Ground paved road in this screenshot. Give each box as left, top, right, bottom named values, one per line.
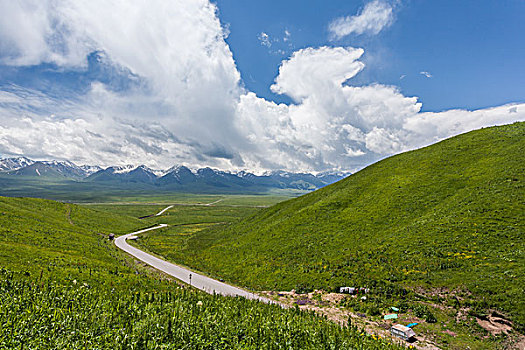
left=204, top=199, right=223, bottom=206
left=155, top=205, right=174, bottom=216
left=114, top=225, right=275, bottom=304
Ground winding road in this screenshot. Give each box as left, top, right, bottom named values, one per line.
left=114, top=224, right=274, bottom=303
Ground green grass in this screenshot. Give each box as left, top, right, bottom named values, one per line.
left=0, top=196, right=144, bottom=283
left=85, top=204, right=170, bottom=218
left=0, top=196, right=401, bottom=349
left=74, top=193, right=297, bottom=205
left=87, top=203, right=261, bottom=225
left=143, top=205, right=260, bottom=225
left=0, top=269, right=404, bottom=350
left=0, top=175, right=306, bottom=204
left=0, top=177, right=154, bottom=202
left=134, top=123, right=524, bottom=348
left=122, top=203, right=265, bottom=281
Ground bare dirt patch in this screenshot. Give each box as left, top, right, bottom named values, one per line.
left=260, top=290, right=440, bottom=349
left=443, top=329, right=457, bottom=337
left=513, top=335, right=525, bottom=350
left=412, top=286, right=472, bottom=303
left=476, top=313, right=513, bottom=336
left=65, top=204, right=74, bottom=225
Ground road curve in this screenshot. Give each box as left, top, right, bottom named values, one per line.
left=114, top=225, right=275, bottom=304
left=155, top=205, right=174, bottom=216
left=204, top=199, right=223, bottom=206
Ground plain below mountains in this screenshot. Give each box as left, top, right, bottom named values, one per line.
left=0, top=157, right=349, bottom=193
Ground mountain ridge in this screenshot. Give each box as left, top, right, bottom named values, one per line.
left=0, top=157, right=350, bottom=191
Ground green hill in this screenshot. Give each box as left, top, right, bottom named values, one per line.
left=0, top=197, right=399, bottom=349
left=151, top=123, right=524, bottom=331
left=0, top=196, right=146, bottom=286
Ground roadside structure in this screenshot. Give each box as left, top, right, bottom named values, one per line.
left=390, top=324, right=416, bottom=341
left=339, top=287, right=369, bottom=294
left=384, top=314, right=398, bottom=320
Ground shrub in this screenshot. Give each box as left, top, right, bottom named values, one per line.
left=413, top=304, right=437, bottom=323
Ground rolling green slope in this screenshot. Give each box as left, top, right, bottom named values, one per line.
left=0, top=197, right=399, bottom=349
left=0, top=196, right=146, bottom=286
left=162, top=123, right=524, bottom=329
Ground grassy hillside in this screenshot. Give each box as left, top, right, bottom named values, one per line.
left=0, top=196, right=145, bottom=285
left=142, top=123, right=524, bottom=333
left=0, top=197, right=399, bottom=349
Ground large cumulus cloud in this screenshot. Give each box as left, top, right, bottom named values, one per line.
left=237, top=46, right=524, bottom=172
left=0, top=0, right=523, bottom=173
left=0, top=0, right=244, bottom=166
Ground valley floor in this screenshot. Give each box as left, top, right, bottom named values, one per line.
left=0, top=195, right=400, bottom=349
left=103, top=200, right=524, bottom=350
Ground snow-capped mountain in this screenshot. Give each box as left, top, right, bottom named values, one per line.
left=158, top=165, right=197, bottom=185
left=0, top=157, right=35, bottom=172
left=86, top=165, right=158, bottom=184
left=80, top=165, right=103, bottom=176
left=111, top=165, right=137, bottom=174
left=40, top=160, right=87, bottom=179
left=0, top=157, right=350, bottom=191
left=316, top=170, right=351, bottom=185
left=1, top=157, right=103, bottom=179
left=235, top=170, right=254, bottom=178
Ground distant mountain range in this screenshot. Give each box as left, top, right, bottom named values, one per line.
left=0, top=157, right=349, bottom=191
left=0, top=157, right=102, bottom=180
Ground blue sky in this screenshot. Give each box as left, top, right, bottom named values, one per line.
left=0, top=0, right=523, bottom=172
left=217, top=0, right=525, bottom=112
left=3, top=1, right=524, bottom=112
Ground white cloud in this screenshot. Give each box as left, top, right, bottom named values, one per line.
left=344, top=146, right=366, bottom=157
left=271, top=47, right=365, bottom=102
left=420, top=71, right=433, bottom=78
left=0, top=1, right=523, bottom=174
left=284, top=29, right=291, bottom=42
left=329, top=0, right=394, bottom=40
left=0, top=0, right=247, bottom=169
left=258, top=32, right=271, bottom=47
left=258, top=31, right=292, bottom=55
left=0, top=86, right=194, bottom=168
left=235, top=47, right=524, bottom=172
left=364, top=127, right=404, bottom=154
left=404, top=105, right=525, bottom=146
left=234, top=47, right=419, bottom=171
left=0, top=1, right=88, bottom=66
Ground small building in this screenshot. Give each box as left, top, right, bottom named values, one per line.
left=339, top=287, right=356, bottom=294
left=384, top=313, right=398, bottom=320
left=339, top=287, right=369, bottom=294
left=390, top=324, right=416, bottom=341
left=108, top=233, right=115, bottom=240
